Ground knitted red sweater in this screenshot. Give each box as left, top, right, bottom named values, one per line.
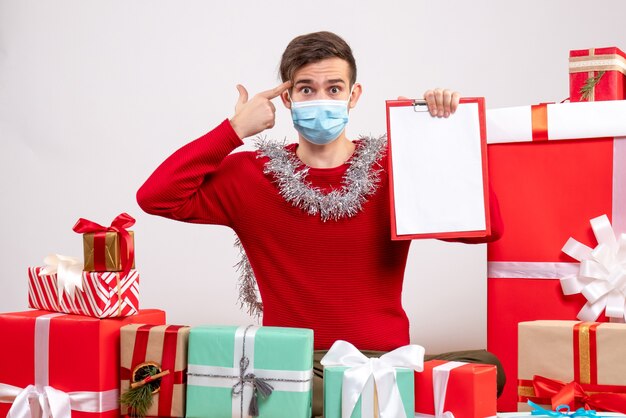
left=137, top=119, right=502, bottom=350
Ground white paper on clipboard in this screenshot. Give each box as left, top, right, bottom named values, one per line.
left=387, top=100, right=488, bottom=238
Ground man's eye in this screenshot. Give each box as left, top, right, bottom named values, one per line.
left=302, top=87, right=312, bottom=94
left=330, top=87, right=340, bottom=94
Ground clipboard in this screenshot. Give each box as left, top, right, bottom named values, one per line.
left=386, top=97, right=491, bottom=240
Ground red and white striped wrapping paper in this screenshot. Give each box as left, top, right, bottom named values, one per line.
left=28, top=266, right=139, bottom=318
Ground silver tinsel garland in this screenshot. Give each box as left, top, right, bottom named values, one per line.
left=234, top=236, right=263, bottom=319
left=257, top=134, right=387, bottom=221
left=236, top=134, right=388, bottom=317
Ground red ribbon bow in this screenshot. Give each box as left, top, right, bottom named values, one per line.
left=533, top=375, right=626, bottom=413
left=72, top=213, right=135, bottom=281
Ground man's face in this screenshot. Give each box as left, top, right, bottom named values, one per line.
left=281, top=57, right=361, bottom=109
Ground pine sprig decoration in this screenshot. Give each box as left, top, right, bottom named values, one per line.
left=579, top=71, right=605, bottom=101
left=120, top=383, right=154, bottom=418
left=120, top=364, right=161, bottom=418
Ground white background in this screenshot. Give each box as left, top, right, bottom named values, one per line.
left=1, top=0, right=625, bottom=353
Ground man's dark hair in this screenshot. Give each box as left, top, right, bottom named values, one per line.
left=279, top=31, right=357, bottom=86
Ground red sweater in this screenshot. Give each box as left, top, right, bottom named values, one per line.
left=137, top=119, right=502, bottom=350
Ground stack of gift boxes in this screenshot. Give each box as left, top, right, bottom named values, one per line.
left=1, top=46, right=625, bottom=418
left=0, top=212, right=498, bottom=418
left=0, top=213, right=168, bottom=418
left=487, top=46, right=626, bottom=415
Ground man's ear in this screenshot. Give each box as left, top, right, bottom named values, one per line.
left=280, top=90, right=291, bottom=109
left=348, top=83, right=363, bottom=110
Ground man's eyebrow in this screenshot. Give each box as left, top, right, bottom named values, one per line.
left=293, top=78, right=347, bottom=86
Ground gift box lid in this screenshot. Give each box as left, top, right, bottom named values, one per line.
left=486, top=100, right=626, bottom=144
left=569, top=46, right=626, bottom=77
left=188, top=325, right=313, bottom=370
left=0, top=309, right=166, bottom=392
left=570, top=46, right=626, bottom=60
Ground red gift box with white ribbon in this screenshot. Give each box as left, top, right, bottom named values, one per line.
left=414, top=360, right=497, bottom=418
left=0, top=309, right=166, bottom=418
left=569, top=47, right=626, bottom=102
left=485, top=100, right=626, bottom=411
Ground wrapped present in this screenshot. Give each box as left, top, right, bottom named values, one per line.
left=0, top=309, right=166, bottom=418
left=414, top=360, right=497, bottom=418
left=498, top=404, right=626, bottom=417
left=321, top=340, right=423, bottom=418
left=73, top=213, right=136, bottom=273
left=569, top=47, right=626, bottom=102
left=517, top=321, right=626, bottom=413
left=120, top=324, right=190, bottom=417
left=186, top=325, right=313, bottom=418
left=28, top=261, right=139, bottom=318
left=485, top=100, right=626, bottom=411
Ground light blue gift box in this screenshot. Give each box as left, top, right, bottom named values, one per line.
left=323, top=366, right=414, bottom=418
left=186, top=325, right=313, bottom=418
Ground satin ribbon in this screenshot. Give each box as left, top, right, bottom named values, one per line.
left=187, top=325, right=312, bottom=418
left=320, top=340, right=425, bottom=418
left=528, top=400, right=600, bottom=417
left=531, top=104, right=549, bottom=141
left=0, top=313, right=119, bottom=418
left=38, top=254, right=84, bottom=300
left=72, top=213, right=135, bottom=280
left=561, top=214, right=626, bottom=322
left=414, top=361, right=467, bottom=418
left=487, top=262, right=579, bottom=279
left=532, top=375, right=626, bottom=413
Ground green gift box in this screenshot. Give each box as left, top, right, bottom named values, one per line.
left=186, top=325, right=313, bottom=418
left=324, top=367, right=414, bottom=418
left=321, top=340, right=423, bottom=418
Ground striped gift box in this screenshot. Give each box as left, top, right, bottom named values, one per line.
left=28, top=266, right=139, bottom=318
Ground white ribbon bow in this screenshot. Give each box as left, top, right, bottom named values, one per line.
left=320, top=340, right=425, bottom=418
left=39, top=254, right=84, bottom=300
left=3, top=384, right=71, bottom=418
left=0, top=383, right=119, bottom=418
left=561, top=214, right=626, bottom=322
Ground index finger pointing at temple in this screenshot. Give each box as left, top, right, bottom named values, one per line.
left=258, top=80, right=292, bottom=99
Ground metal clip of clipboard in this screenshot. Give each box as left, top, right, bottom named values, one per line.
left=412, top=99, right=429, bottom=112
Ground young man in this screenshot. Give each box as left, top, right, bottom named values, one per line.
left=138, top=31, right=504, bottom=416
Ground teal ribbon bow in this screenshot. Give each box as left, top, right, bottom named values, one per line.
left=529, top=400, right=599, bottom=417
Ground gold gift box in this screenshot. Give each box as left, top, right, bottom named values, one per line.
left=82, top=230, right=135, bottom=272
left=120, top=324, right=190, bottom=417
left=517, top=320, right=626, bottom=411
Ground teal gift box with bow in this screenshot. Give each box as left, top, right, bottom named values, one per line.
left=322, top=340, right=424, bottom=418
left=186, top=325, right=313, bottom=418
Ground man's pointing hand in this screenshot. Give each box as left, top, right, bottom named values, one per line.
left=230, top=81, right=292, bottom=139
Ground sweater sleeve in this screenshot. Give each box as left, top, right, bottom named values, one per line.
left=136, top=119, right=244, bottom=226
